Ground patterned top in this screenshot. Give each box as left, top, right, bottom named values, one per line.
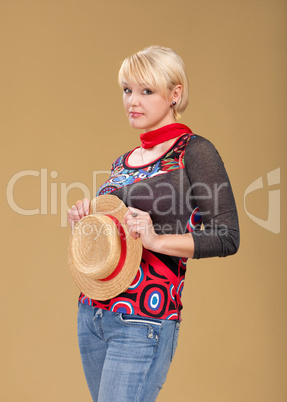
left=79, top=132, right=240, bottom=320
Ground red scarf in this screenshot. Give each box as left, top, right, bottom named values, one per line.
left=140, top=123, right=192, bottom=149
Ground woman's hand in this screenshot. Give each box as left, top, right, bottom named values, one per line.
left=124, top=206, right=195, bottom=258
left=67, top=198, right=90, bottom=230
left=124, top=207, right=159, bottom=251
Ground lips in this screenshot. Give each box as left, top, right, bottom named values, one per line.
left=129, top=111, right=143, bottom=117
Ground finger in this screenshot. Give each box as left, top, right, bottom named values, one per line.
left=129, top=222, right=144, bottom=235
left=68, top=217, right=74, bottom=230
left=128, top=207, right=143, bottom=217
left=125, top=208, right=138, bottom=225
left=132, top=233, right=141, bottom=240
left=129, top=230, right=140, bottom=240
left=76, top=200, right=85, bottom=219
left=124, top=210, right=130, bottom=224
left=67, top=208, right=76, bottom=230
left=125, top=218, right=139, bottom=236
left=82, top=198, right=90, bottom=216
left=68, top=205, right=80, bottom=221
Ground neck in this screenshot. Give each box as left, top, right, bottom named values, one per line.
left=143, top=117, right=177, bottom=133
left=140, top=123, right=192, bottom=149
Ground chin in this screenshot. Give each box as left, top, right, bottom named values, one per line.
left=129, top=120, right=147, bottom=130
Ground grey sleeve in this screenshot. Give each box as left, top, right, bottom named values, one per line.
left=184, top=136, right=240, bottom=259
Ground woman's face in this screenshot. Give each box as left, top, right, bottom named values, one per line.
left=122, top=81, right=176, bottom=132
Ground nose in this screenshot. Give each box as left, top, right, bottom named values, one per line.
left=129, top=92, right=140, bottom=107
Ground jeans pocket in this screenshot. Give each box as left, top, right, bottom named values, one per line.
left=120, top=314, right=162, bottom=326
left=117, top=313, right=162, bottom=341
left=171, top=321, right=180, bottom=361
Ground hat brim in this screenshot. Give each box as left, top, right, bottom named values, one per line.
left=68, top=194, right=143, bottom=301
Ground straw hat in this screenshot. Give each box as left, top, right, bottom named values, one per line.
left=68, top=194, right=142, bottom=300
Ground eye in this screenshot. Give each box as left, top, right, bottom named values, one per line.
left=142, top=88, right=153, bottom=95
left=123, top=87, right=132, bottom=94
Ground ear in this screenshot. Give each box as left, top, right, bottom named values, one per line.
left=171, top=84, right=183, bottom=103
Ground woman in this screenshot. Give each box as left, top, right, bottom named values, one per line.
left=68, top=46, right=240, bottom=401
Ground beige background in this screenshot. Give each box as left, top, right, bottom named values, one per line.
left=1, top=1, right=286, bottom=401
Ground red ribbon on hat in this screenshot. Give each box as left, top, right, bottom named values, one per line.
left=99, top=215, right=127, bottom=282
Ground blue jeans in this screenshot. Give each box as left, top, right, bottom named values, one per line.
left=77, top=303, right=181, bottom=402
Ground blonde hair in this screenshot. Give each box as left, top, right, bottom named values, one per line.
left=118, top=46, right=189, bottom=120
